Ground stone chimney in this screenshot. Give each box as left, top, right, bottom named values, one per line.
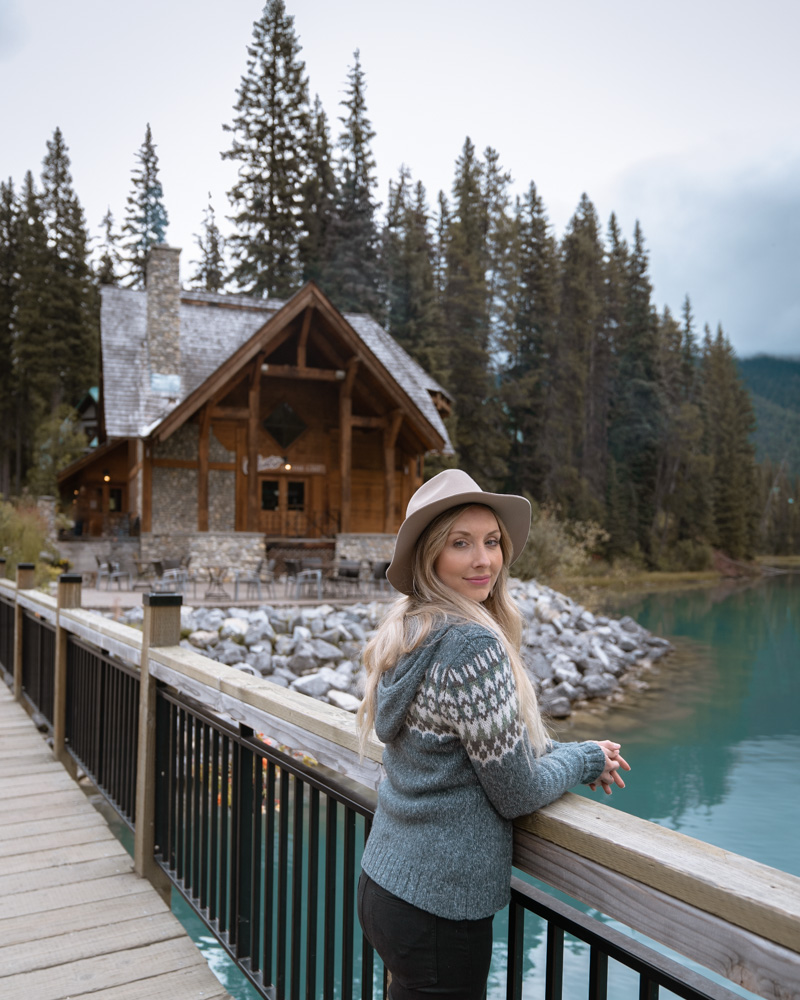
left=146, top=245, right=182, bottom=394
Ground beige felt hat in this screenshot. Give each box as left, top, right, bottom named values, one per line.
left=386, top=469, right=531, bottom=595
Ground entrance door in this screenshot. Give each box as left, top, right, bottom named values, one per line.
left=259, top=477, right=309, bottom=536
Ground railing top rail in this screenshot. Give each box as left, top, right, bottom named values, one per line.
left=60, top=608, right=143, bottom=667
left=517, top=795, right=800, bottom=955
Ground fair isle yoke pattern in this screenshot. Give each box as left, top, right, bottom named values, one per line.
left=406, top=634, right=523, bottom=765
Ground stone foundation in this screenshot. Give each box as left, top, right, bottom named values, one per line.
left=335, top=533, right=395, bottom=563
left=140, top=531, right=264, bottom=572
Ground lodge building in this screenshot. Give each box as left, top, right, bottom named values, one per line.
left=57, top=245, right=453, bottom=571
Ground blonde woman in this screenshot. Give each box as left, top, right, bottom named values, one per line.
left=357, top=470, right=629, bottom=999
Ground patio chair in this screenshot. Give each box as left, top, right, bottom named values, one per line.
left=370, top=559, right=391, bottom=594
left=131, top=557, right=154, bottom=591
left=107, top=560, right=132, bottom=590
left=152, top=560, right=185, bottom=593
left=234, top=558, right=268, bottom=601
left=94, top=556, right=110, bottom=589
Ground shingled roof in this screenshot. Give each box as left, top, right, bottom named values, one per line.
left=100, top=285, right=453, bottom=453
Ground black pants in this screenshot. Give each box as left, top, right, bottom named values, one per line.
left=357, top=872, right=494, bottom=1000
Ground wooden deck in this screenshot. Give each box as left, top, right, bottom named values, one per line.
left=0, top=684, right=232, bottom=1000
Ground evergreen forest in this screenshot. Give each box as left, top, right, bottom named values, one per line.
left=1, top=0, right=797, bottom=564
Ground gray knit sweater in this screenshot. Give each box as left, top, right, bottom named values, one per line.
left=360, top=621, right=606, bottom=920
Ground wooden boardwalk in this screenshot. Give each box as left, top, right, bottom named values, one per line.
left=0, top=684, right=232, bottom=1000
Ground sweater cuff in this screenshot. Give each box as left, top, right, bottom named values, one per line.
left=579, top=741, right=607, bottom=784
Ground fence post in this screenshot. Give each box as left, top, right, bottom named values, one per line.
left=134, top=593, right=182, bottom=891
left=53, top=573, right=82, bottom=766
left=13, top=563, right=36, bottom=701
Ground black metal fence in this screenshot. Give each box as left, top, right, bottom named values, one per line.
left=20, top=610, right=55, bottom=725
left=0, top=586, right=758, bottom=1000
left=154, top=690, right=387, bottom=1000
left=506, top=878, right=742, bottom=1000
left=65, top=636, right=139, bottom=826
left=0, top=594, right=14, bottom=683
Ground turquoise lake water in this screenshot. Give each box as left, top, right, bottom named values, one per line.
left=178, top=573, right=799, bottom=998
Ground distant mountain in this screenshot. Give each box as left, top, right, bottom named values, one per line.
left=738, top=355, right=800, bottom=478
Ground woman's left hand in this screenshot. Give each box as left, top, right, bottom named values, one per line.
left=589, top=740, right=631, bottom=795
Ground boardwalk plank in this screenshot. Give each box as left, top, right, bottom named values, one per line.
left=68, top=966, right=231, bottom=1000
left=2, top=790, right=98, bottom=822
left=0, top=911, right=183, bottom=976
left=0, top=822, right=113, bottom=857
left=0, top=810, right=100, bottom=843
left=0, top=770, right=77, bottom=796
left=0, top=853, right=133, bottom=896
left=0, top=892, right=170, bottom=947
left=1, top=872, right=152, bottom=919
left=0, top=834, right=123, bottom=874
left=0, top=937, right=217, bottom=1000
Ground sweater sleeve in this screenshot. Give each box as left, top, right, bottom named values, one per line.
left=439, top=632, right=606, bottom=820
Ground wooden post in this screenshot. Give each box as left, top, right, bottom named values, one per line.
left=247, top=357, right=262, bottom=531
left=134, top=593, right=182, bottom=892
left=339, top=359, right=358, bottom=534
left=53, top=574, right=82, bottom=767
left=198, top=405, right=211, bottom=531
left=142, top=442, right=153, bottom=532
left=383, top=409, right=403, bottom=533
left=13, top=563, right=35, bottom=701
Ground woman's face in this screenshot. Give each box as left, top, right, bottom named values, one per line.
left=433, top=506, right=503, bottom=603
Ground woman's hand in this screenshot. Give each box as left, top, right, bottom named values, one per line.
left=589, top=740, right=631, bottom=795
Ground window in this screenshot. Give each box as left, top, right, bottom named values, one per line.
left=287, top=481, right=305, bottom=511
left=263, top=402, right=306, bottom=449
left=109, top=488, right=122, bottom=512
left=261, top=480, right=279, bottom=511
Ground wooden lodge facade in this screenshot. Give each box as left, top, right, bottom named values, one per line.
left=57, top=246, right=453, bottom=564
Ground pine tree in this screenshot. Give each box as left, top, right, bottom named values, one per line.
left=190, top=195, right=226, bottom=292
left=0, top=178, right=17, bottom=495
left=325, top=50, right=382, bottom=316
left=40, top=128, right=98, bottom=410
left=13, top=171, right=55, bottom=485
left=122, top=124, right=169, bottom=287
left=441, top=138, right=507, bottom=488
left=608, top=220, right=662, bottom=558
left=701, top=325, right=758, bottom=559
left=299, top=94, right=336, bottom=287
left=540, top=193, right=605, bottom=518
left=382, top=169, right=442, bottom=378
left=501, top=181, right=559, bottom=497
left=223, top=0, right=310, bottom=298
left=95, top=208, right=123, bottom=286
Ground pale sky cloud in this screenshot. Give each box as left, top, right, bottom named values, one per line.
left=2, top=0, right=798, bottom=358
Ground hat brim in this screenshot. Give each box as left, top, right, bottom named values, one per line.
left=386, top=490, right=531, bottom=595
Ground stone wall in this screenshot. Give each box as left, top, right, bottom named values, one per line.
left=152, top=467, right=198, bottom=532
left=209, top=470, right=235, bottom=531
left=335, top=533, right=395, bottom=563
left=154, top=423, right=197, bottom=461
left=140, top=531, right=264, bottom=572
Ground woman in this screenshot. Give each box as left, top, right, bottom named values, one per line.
left=357, top=469, right=629, bottom=999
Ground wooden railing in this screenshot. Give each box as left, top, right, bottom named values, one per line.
left=1, top=572, right=798, bottom=1000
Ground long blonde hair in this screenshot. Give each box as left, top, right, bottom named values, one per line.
left=357, top=503, right=549, bottom=755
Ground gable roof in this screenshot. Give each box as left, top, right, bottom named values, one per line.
left=100, top=284, right=453, bottom=453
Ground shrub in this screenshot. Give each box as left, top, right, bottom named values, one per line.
left=0, top=497, right=56, bottom=586
left=511, top=501, right=609, bottom=583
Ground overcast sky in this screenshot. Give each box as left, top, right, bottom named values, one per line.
left=2, top=0, right=798, bottom=358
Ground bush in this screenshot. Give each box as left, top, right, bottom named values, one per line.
left=0, top=497, right=57, bottom=586
left=512, top=501, right=609, bottom=583
left=656, top=538, right=713, bottom=572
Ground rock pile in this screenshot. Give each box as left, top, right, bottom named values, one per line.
left=119, top=579, right=671, bottom=719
